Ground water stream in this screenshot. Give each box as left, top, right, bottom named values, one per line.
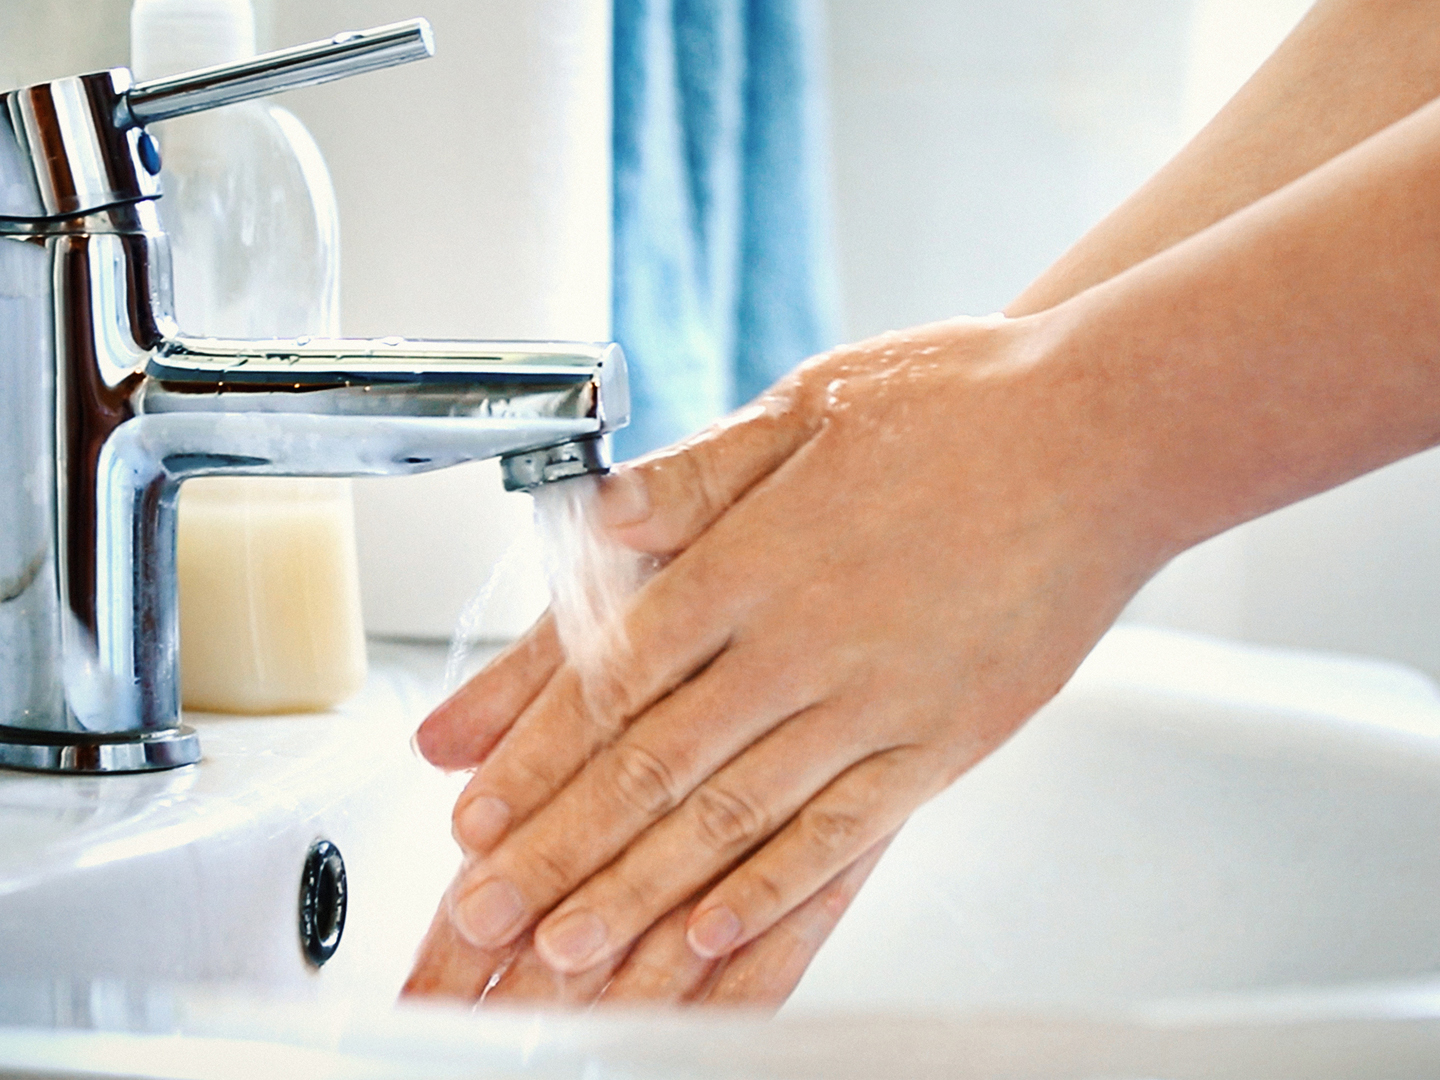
left=446, top=474, right=657, bottom=696
left=445, top=472, right=659, bottom=1003
left=529, top=475, right=658, bottom=685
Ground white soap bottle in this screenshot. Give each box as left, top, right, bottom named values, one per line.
left=132, top=0, right=368, bottom=714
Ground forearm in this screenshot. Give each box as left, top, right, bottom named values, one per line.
left=1033, top=91, right=1440, bottom=558
left=1008, top=0, right=1440, bottom=316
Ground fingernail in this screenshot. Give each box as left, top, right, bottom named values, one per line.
left=687, top=905, right=742, bottom=958
left=454, top=878, right=526, bottom=947
left=456, top=795, right=511, bottom=851
left=596, top=469, right=650, bottom=528
left=536, top=908, right=609, bottom=972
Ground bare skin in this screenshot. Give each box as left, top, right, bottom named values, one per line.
left=406, top=0, right=1440, bottom=1004
left=402, top=833, right=890, bottom=1006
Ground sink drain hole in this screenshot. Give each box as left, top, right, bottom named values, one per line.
left=299, top=840, right=347, bottom=967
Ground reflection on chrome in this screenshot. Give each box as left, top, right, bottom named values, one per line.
left=0, top=21, right=628, bottom=773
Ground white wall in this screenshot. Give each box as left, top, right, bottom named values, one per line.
left=825, top=0, right=1192, bottom=334
left=0, top=1, right=131, bottom=87
left=267, top=1, right=609, bottom=642
left=824, top=0, right=1440, bottom=681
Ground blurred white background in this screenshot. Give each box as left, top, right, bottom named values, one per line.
left=3, top=0, right=1438, bottom=678
left=822, top=0, right=1440, bottom=680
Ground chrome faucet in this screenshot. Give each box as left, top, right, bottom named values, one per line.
left=0, top=20, right=627, bottom=774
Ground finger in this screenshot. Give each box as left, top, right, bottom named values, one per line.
left=600, top=835, right=891, bottom=1009
left=414, top=611, right=563, bottom=770
left=687, top=749, right=934, bottom=959
left=447, top=644, right=814, bottom=952
left=400, top=894, right=519, bottom=1002
left=476, top=933, right=622, bottom=1007
left=447, top=543, right=743, bottom=862
left=529, top=701, right=868, bottom=973
left=699, top=834, right=893, bottom=1010
left=401, top=886, right=620, bottom=1008
left=596, top=903, right=719, bottom=1005
left=443, top=391, right=814, bottom=843
left=447, top=664, right=595, bottom=857
left=595, top=384, right=819, bottom=557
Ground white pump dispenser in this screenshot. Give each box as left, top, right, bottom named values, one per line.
left=132, top=0, right=368, bottom=714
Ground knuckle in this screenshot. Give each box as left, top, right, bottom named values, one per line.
left=520, top=841, right=581, bottom=897
left=606, top=864, right=655, bottom=918
left=575, top=667, right=638, bottom=735
left=801, top=805, right=866, bottom=859
left=680, top=444, right=727, bottom=526
left=690, top=783, right=768, bottom=853
left=740, top=864, right=787, bottom=915
left=500, top=749, right=563, bottom=799
left=604, top=742, right=680, bottom=817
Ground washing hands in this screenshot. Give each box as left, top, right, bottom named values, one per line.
left=406, top=0, right=1440, bottom=1007
left=404, top=311, right=1175, bottom=1001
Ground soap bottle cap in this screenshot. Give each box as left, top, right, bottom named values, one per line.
left=130, top=0, right=256, bottom=81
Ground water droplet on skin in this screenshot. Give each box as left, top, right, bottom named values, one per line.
left=475, top=944, right=521, bottom=1005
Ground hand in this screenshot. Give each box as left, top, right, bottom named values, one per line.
left=402, top=835, right=890, bottom=1008
left=409, top=612, right=892, bottom=1008
left=417, top=312, right=1160, bottom=978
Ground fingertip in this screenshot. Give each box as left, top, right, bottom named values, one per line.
left=597, top=465, right=677, bottom=555
left=686, top=904, right=743, bottom=959
left=413, top=696, right=481, bottom=769
left=402, top=898, right=504, bottom=1002
left=534, top=907, right=610, bottom=974
left=454, top=794, right=512, bottom=852
left=415, top=613, right=566, bottom=768
left=412, top=710, right=451, bottom=766
left=452, top=876, right=528, bottom=950
left=596, top=467, right=651, bottom=529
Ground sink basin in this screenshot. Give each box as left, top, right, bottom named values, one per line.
left=3, top=625, right=1440, bottom=1072
left=0, top=642, right=467, bottom=1002
left=793, top=626, right=1440, bottom=1007
left=7, top=981, right=1440, bottom=1079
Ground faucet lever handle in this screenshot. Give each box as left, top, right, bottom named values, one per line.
left=125, top=18, right=434, bottom=127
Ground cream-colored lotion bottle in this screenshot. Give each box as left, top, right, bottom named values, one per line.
left=132, top=0, right=368, bottom=713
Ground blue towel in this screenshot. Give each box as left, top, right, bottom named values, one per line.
left=612, top=0, right=837, bottom=459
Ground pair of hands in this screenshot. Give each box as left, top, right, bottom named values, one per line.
left=404, top=313, right=1157, bottom=1007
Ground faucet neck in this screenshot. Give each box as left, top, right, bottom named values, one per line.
left=0, top=202, right=625, bottom=772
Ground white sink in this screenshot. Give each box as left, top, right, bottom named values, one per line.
left=793, top=626, right=1440, bottom=1007
left=0, top=642, right=466, bottom=1002
left=4, top=626, right=1440, bottom=1073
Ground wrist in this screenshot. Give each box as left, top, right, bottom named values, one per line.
left=1000, top=301, right=1200, bottom=579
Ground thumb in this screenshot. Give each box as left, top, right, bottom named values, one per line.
left=596, top=388, right=818, bottom=556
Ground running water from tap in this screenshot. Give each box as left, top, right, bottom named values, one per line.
left=444, top=472, right=656, bottom=702
left=447, top=472, right=658, bottom=1004
left=530, top=474, right=658, bottom=685
left=443, top=537, right=532, bottom=693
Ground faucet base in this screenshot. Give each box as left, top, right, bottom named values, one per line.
left=0, top=725, right=200, bottom=774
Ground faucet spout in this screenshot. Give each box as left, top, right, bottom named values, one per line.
left=138, top=335, right=627, bottom=477
left=0, top=211, right=628, bottom=773
left=0, top=22, right=630, bottom=773
left=92, top=336, right=626, bottom=746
